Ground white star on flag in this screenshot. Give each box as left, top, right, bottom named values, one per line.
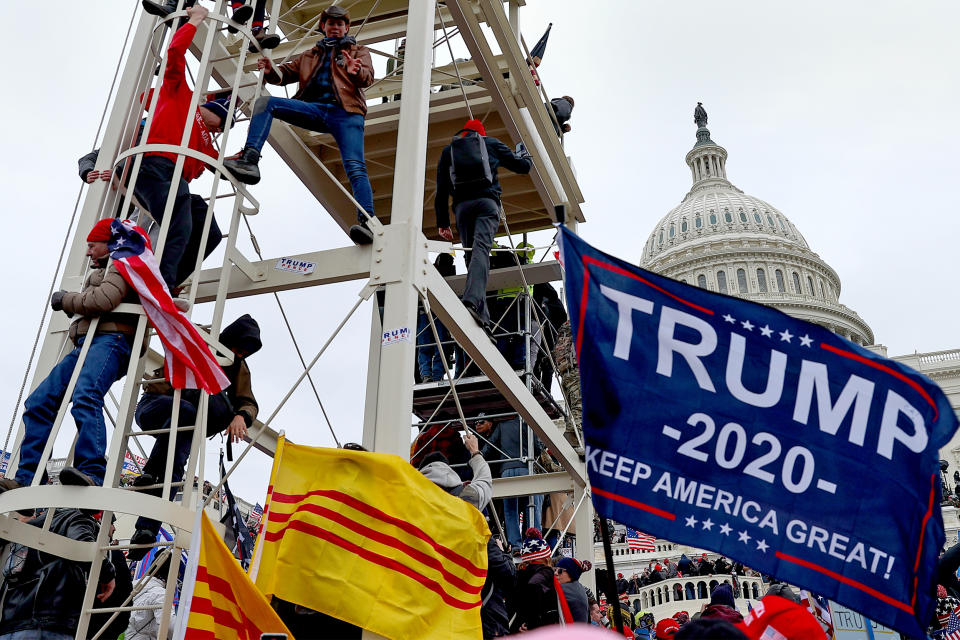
left=685, top=515, right=698, bottom=528
left=759, top=325, right=773, bottom=337
left=115, top=237, right=126, bottom=245
left=756, top=539, right=769, bottom=552
left=702, top=518, right=714, bottom=531
left=799, top=334, right=813, bottom=347
left=738, top=530, right=751, bottom=544
left=723, top=314, right=736, bottom=323
left=779, top=329, right=793, bottom=342
left=741, top=319, right=754, bottom=331
left=719, top=523, right=732, bottom=536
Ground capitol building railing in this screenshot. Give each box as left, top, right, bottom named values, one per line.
left=622, top=574, right=766, bottom=618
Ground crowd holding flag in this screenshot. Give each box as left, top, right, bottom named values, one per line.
left=559, top=226, right=960, bottom=637
left=250, top=436, right=490, bottom=640
left=174, top=510, right=291, bottom=640
left=626, top=527, right=656, bottom=552
left=106, top=218, right=228, bottom=394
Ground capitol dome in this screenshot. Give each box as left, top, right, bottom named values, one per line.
left=640, top=109, right=874, bottom=346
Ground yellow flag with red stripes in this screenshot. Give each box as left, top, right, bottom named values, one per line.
left=175, top=511, right=292, bottom=640
left=249, top=437, right=490, bottom=640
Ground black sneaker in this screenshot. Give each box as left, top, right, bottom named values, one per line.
left=223, top=147, right=261, bottom=185
left=127, top=528, right=158, bottom=562
left=59, top=466, right=95, bottom=487
left=464, top=302, right=496, bottom=341
left=131, top=473, right=163, bottom=497
left=350, top=223, right=374, bottom=245
left=228, top=3, right=253, bottom=32
left=141, top=0, right=177, bottom=18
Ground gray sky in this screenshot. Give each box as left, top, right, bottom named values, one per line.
left=1, top=0, right=957, bottom=501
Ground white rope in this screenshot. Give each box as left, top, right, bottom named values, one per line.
left=435, top=2, right=473, bottom=120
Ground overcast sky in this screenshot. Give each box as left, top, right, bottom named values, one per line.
left=1, top=0, right=957, bottom=502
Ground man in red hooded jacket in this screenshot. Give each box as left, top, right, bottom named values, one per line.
left=133, top=5, right=229, bottom=289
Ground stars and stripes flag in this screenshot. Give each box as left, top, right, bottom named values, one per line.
left=800, top=590, right=833, bottom=638
left=937, top=597, right=960, bottom=639
left=246, top=502, right=264, bottom=530
left=626, top=527, right=655, bottom=551
left=107, top=219, right=228, bottom=394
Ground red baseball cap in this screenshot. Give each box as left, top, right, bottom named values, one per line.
left=655, top=618, right=680, bottom=638
left=736, top=595, right=825, bottom=639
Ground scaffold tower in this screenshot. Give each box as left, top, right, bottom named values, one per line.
left=0, top=1, right=590, bottom=638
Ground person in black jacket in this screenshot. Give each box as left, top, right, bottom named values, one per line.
left=435, top=118, right=532, bottom=329
left=478, top=417, right=543, bottom=550
left=480, top=535, right=515, bottom=639
left=548, top=96, right=574, bottom=134
left=509, top=530, right=558, bottom=632
left=87, top=516, right=134, bottom=640
left=0, top=509, right=116, bottom=639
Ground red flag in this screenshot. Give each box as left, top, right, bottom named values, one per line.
left=107, top=219, right=229, bottom=394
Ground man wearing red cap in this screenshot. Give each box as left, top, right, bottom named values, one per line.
left=0, top=219, right=141, bottom=490
left=223, top=5, right=377, bottom=245
left=130, top=5, right=230, bottom=290
left=434, top=119, right=533, bottom=330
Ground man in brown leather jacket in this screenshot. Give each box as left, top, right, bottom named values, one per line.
left=0, top=219, right=140, bottom=491
left=126, top=314, right=262, bottom=560
left=224, top=5, right=378, bottom=244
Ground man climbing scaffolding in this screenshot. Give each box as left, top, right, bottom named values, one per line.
left=0, top=220, right=143, bottom=491
left=434, top=119, right=533, bottom=330
left=223, top=5, right=378, bottom=245
left=133, top=4, right=232, bottom=290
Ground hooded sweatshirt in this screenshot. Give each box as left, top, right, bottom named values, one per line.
left=420, top=454, right=492, bottom=511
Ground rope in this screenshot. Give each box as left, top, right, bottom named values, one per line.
left=2, top=0, right=140, bottom=462
left=435, top=3, right=473, bottom=120
left=240, top=215, right=342, bottom=447
left=202, top=293, right=365, bottom=509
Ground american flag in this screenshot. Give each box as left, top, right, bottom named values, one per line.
left=247, top=502, right=264, bottom=529
left=799, top=590, right=833, bottom=638
left=937, top=597, right=960, bottom=639
left=626, top=527, right=655, bottom=551
left=107, top=219, right=228, bottom=394
left=220, top=453, right=253, bottom=565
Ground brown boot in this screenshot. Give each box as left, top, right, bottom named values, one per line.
left=0, top=478, right=22, bottom=494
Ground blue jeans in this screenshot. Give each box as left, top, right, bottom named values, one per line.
left=133, top=391, right=232, bottom=534
left=416, top=310, right=451, bottom=381
left=502, top=466, right=543, bottom=549
left=246, top=97, right=374, bottom=221
left=18, top=333, right=132, bottom=487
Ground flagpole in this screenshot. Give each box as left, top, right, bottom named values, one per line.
left=598, top=516, right=625, bottom=634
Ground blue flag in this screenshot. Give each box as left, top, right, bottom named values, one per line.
left=559, top=227, right=957, bottom=637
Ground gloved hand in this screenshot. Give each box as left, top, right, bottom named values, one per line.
left=515, top=142, right=531, bottom=159
left=51, top=291, right=66, bottom=312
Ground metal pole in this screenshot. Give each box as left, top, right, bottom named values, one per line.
left=599, top=516, right=625, bottom=634
left=363, top=0, right=436, bottom=458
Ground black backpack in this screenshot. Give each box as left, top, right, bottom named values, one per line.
left=449, top=130, right=494, bottom=193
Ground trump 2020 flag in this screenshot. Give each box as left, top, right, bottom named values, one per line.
left=558, top=227, right=958, bottom=637
left=107, top=218, right=228, bottom=394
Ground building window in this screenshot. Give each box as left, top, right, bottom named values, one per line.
left=779, top=217, right=788, bottom=232
left=695, top=215, right=703, bottom=228
left=724, top=210, right=733, bottom=223
left=697, top=274, right=707, bottom=289
left=669, top=224, right=675, bottom=238
left=757, top=268, right=768, bottom=293
left=792, top=272, right=802, bottom=293
left=767, top=214, right=775, bottom=227
left=717, top=270, right=728, bottom=293
left=775, top=269, right=785, bottom=292
left=737, top=268, right=748, bottom=293
left=739, top=210, right=748, bottom=222
left=658, top=230, right=663, bottom=246
left=710, top=212, right=718, bottom=225
left=820, top=281, right=825, bottom=298
left=754, top=212, right=763, bottom=224
left=807, top=276, right=815, bottom=295
left=681, top=219, right=688, bottom=233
